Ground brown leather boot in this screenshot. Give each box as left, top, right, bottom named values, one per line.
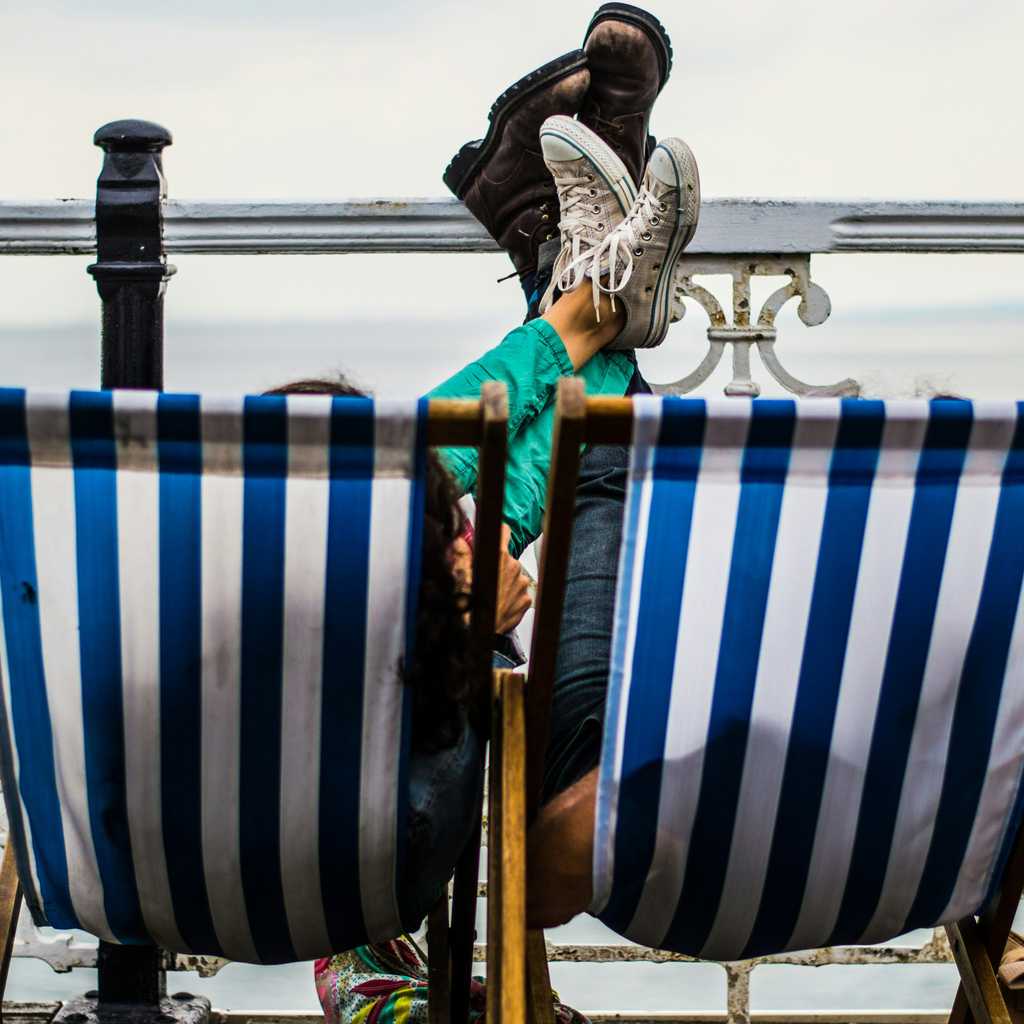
left=443, top=52, right=590, bottom=278
left=580, top=3, right=673, bottom=188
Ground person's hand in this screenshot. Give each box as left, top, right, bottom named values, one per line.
left=495, top=524, right=532, bottom=635
left=450, top=534, right=472, bottom=597
left=450, top=524, right=532, bottom=634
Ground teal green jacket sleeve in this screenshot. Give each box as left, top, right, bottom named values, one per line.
left=428, top=318, right=633, bottom=557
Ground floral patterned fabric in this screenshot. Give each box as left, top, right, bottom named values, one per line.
left=314, top=937, right=589, bottom=1023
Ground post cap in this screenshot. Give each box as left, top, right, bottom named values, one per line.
left=93, top=120, right=172, bottom=152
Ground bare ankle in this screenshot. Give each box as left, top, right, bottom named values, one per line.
left=542, top=284, right=626, bottom=370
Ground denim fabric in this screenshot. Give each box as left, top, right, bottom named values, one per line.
left=400, top=713, right=482, bottom=930
left=625, top=353, right=653, bottom=395
left=400, top=646, right=531, bottom=927
left=520, top=266, right=551, bottom=323
left=542, top=442, right=629, bottom=802
left=539, top=365, right=645, bottom=800
left=540, top=368, right=645, bottom=798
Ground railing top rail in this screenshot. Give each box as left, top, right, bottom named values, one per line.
left=3, top=198, right=1024, bottom=256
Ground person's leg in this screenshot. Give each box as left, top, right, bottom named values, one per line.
left=434, top=32, right=661, bottom=559
left=528, top=769, right=597, bottom=929
left=517, top=12, right=702, bottom=931
left=317, top=14, right=673, bottom=1023
left=521, top=264, right=555, bottom=323
left=430, top=285, right=631, bottom=557
left=525, top=438, right=634, bottom=931
left=541, top=441, right=629, bottom=800
left=434, top=100, right=699, bottom=555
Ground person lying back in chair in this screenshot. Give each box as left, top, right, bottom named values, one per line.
left=315, top=1, right=1024, bottom=1010
left=313, top=5, right=701, bottom=1020
left=308, top=7, right=1024, bottom=1018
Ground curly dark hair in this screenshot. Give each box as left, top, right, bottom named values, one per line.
left=264, top=378, right=474, bottom=752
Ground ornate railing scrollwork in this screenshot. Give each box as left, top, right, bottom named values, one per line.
left=12, top=915, right=96, bottom=975
left=655, top=255, right=861, bottom=398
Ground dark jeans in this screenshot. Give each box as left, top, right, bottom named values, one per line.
left=520, top=266, right=642, bottom=802
left=541, top=443, right=629, bottom=802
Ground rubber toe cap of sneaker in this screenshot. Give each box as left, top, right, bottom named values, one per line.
left=647, top=143, right=683, bottom=189
left=539, top=118, right=582, bottom=164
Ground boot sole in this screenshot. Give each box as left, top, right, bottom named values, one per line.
left=584, top=2, right=674, bottom=90
left=442, top=50, right=589, bottom=200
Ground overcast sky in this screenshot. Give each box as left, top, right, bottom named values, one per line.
left=6, top=0, right=1023, bottom=200
left=1, top=0, right=1022, bottom=395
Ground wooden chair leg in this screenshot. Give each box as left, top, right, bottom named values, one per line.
left=487, top=691, right=503, bottom=1024
left=522, top=379, right=585, bottom=1024
left=948, top=917, right=1013, bottom=1024
left=450, top=782, right=484, bottom=1024
left=0, top=840, right=23, bottom=1023
left=526, top=930, right=555, bottom=1024
left=949, top=822, right=1024, bottom=1024
left=525, top=379, right=586, bottom=816
left=427, top=895, right=451, bottom=1024
left=488, top=671, right=527, bottom=1024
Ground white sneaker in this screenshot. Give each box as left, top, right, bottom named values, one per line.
left=537, top=115, right=637, bottom=313
left=569, top=137, right=700, bottom=349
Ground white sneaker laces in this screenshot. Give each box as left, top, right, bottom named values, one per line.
left=551, top=173, right=608, bottom=294
left=563, top=183, right=667, bottom=321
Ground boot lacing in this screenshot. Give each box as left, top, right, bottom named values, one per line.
left=565, top=183, right=667, bottom=322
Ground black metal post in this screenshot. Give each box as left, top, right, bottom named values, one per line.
left=87, top=119, right=175, bottom=391
left=87, top=118, right=177, bottom=1019
left=52, top=118, right=206, bottom=1024
left=97, top=943, right=165, bottom=1006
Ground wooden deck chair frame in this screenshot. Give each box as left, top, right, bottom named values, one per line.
left=0, top=383, right=520, bottom=1024
left=519, top=376, right=1024, bottom=1024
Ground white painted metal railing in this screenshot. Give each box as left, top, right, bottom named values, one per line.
left=4, top=196, right=1023, bottom=399
left=2, top=198, right=1023, bottom=255
left=2, top=196, right=1019, bottom=1022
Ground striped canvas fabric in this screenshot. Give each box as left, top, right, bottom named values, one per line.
left=0, top=387, right=428, bottom=964
left=593, top=396, right=1024, bottom=961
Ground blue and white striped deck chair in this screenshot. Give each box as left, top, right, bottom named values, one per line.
left=0, top=384, right=511, bottom=1014
left=528, top=379, right=1024, bottom=1024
